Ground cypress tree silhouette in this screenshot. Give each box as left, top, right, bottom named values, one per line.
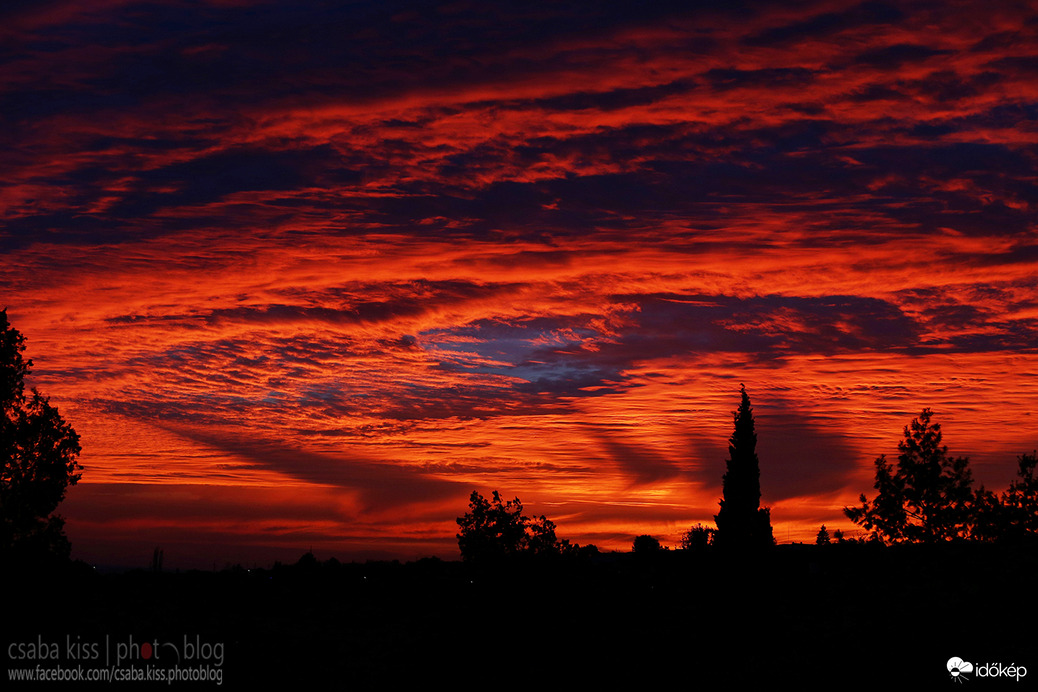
left=714, top=385, right=774, bottom=550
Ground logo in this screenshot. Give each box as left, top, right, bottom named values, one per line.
left=948, top=657, right=973, bottom=683
left=948, top=656, right=1028, bottom=683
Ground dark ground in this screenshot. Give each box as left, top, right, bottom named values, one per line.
left=4, top=542, right=1036, bottom=689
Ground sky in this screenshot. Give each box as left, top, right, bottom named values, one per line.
left=2, top=0, right=1037, bottom=568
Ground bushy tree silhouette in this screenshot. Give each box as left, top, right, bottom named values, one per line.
left=632, top=534, right=662, bottom=553
left=456, top=490, right=570, bottom=562
left=679, top=523, right=714, bottom=552
left=1, top=309, right=82, bottom=560
left=714, top=385, right=773, bottom=550
left=844, top=408, right=975, bottom=543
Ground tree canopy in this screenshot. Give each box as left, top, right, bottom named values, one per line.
left=815, top=525, right=830, bottom=545
left=1002, top=451, right=1038, bottom=538
left=632, top=534, right=663, bottom=553
left=844, top=408, right=975, bottom=543
left=1, top=309, right=82, bottom=560
left=679, top=523, right=714, bottom=552
left=713, top=385, right=774, bottom=550
left=969, top=450, right=1038, bottom=543
left=456, top=490, right=571, bottom=562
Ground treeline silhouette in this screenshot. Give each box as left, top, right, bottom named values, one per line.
left=456, top=391, right=1038, bottom=563
left=9, top=529, right=1036, bottom=686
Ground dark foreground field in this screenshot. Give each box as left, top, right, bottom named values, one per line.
left=5, top=543, right=1036, bottom=688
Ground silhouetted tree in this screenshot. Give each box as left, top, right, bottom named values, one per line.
left=833, top=529, right=844, bottom=543
left=456, top=490, right=571, bottom=562
left=632, top=534, right=662, bottom=553
left=1, top=309, right=82, bottom=560
left=714, top=385, right=774, bottom=550
left=679, top=523, right=714, bottom=552
left=971, top=451, right=1038, bottom=542
left=968, top=484, right=1004, bottom=542
left=844, top=408, right=975, bottom=543
left=526, top=513, right=566, bottom=555
left=295, top=550, right=318, bottom=570
left=1003, top=451, right=1038, bottom=538
left=815, top=525, right=830, bottom=545
left=576, top=543, right=600, bottom=559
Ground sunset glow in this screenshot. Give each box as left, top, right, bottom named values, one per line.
left=3, top=0, right=1036, bottom=567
